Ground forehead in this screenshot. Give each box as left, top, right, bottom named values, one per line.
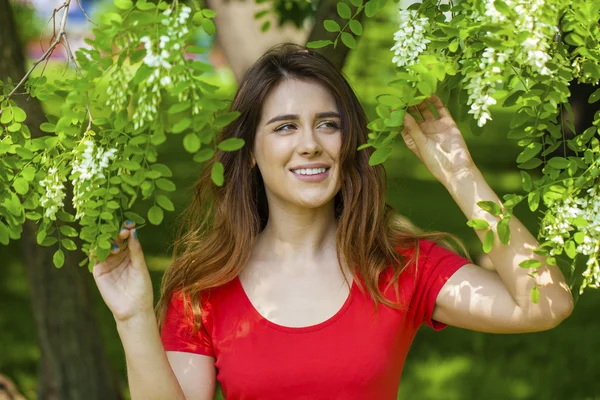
left=260, top=79, right=338, bottom=118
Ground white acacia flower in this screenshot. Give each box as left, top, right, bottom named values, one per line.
left=71, top=139, right=118, bottom=219
left=39, top=166, right=67, bottom=221
left=541, top=186, right=600, bottom=293
left=390, top=9, right=431, bottom=68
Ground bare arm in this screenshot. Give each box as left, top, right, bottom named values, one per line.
left=93, top=222, right=215, bottom=399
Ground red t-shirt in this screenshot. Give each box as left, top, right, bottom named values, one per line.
left=160, top=239, right=471, bottom=399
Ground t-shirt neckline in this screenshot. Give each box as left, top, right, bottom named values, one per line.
left=234, top=275, right=356, bottom=333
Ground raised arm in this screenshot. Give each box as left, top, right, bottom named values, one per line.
left=401, top=96, right=574, bottom=333
left=93, top=222, right=215, bottom=399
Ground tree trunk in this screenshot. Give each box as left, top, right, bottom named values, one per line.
left=0, top=1, right=122, bottom=399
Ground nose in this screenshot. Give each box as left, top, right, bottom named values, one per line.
left=296, top=125, right=322, bottom=156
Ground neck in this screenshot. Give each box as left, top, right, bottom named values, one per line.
left=255, top=198, right=338, bottom=263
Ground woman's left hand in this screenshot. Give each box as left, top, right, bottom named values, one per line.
left=400, top=95, right=477, bottom=186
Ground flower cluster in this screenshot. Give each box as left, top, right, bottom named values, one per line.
left=106, top=66, right=132, bottom=112
left=475, top=0, right=556, bottom=76
left=71, top=139, right=118, bottom=219
left=541, top=186, right=600, bottom=294
left=132, top=5, right=201, bottom=130
left=39, top=165, right=67, bottom=221
left=390, top=9, right=430, bottom=68
left=465, top=48, right=513, bottom=127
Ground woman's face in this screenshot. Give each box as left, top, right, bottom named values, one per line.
left=253, top=78, right=342, bottom=211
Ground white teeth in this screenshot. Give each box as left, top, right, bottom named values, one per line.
left=292, top=167, right=327, bottom=176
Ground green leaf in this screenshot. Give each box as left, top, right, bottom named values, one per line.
left=350, top=0, right=362, bottom=6
left=548, top=157, right=570, bottom=169
left=156, top=194, right=175, bottom=211
left=531, top=286, right=540, bottom=304
left=168, top=102, right=191, bottom=114
left=260, top=20, right=271, bottom=32
left=589, top=89, right=600, bottom=103
left=516, top=142, right=542, bottom=163
left=156, top=178, right=176, bottom=192
left=150, top=163, right=173, bottom=177
left=202, top=8, right=216, bottom=18
left=193, top=148, right=215, bottom=163
left=148, top=205, right=164, bottom=225
left=61, top=239, right=77, bottom=251
left=211, top=162, right=224, bottom=186
left=100, top=212, right=114, bottom=221
left=520, top=171, right=532, bottom=192
left=477, top=201, right=503, bottom=216
left=369, top=147, right=392, bottom=166
left=13, top=178, right=29, bottom=195
left=0, top=222, right=9, bottom=245
left=214, top=111, right=241, bottom=128
left=503, top=90, right=524, bottom=107
left=518, top=158, right=542, bottom=170
left=337, top=2, right=351, bottom=18
left=497, top=217, right=511, bottom=245
left=218, top=138, right=245, bottom=151
left=59, top=225, right=79, bottom=237
left=324, top=19, right=341, bottom=32
left=183, top=133, right=201, bottom=153
left=520, top=259, right=542, bottom=269
left=192, top=11, right=204, bottom=25
left=172, top=118, right=191, bottom=134
left=306, top=40, right=333, bottom=49
left=364, top=0, right=377, bottom=17
left=201, top=19, right=216, bottom=35
left=53, top=249, right=65, bottom=268
left=574, top=231, right=585, bottom=244
left=340, top=32, right=356, bottom=49
left=124, top=211, right=146, bottom=224
left=114, top=0, right=133, bottom=10
left=121, top=160, right=141, bottom=171
left=564, top=240, right=577, bottom=259
left=377, top=94, right=402, bottom=107
left=40, top=122, right=56, bottom=132
left=466, top=218, right=490, bottom=230
left=12, top=107, right=26, bottom=123
left=349, top=19, right=363, bottom=35
left=483, top=230, right=494, bottom=253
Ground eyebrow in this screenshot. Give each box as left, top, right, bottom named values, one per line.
left=265, top=111, right=341, bottom=126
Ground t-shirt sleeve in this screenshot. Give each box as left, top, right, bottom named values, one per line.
left=412, top=239, right=472, bottom=331
left=160, top=290, right=215, bottom=357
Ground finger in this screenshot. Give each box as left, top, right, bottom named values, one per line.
left=407, top=106, right=423, bottom=122
left=127, top=229, right=145, bottom=268
left=122, top=220, right=136, bottom=230
left=416, top=100, right=436, bottom=120
left=427, top=95, right=452, bottom=119
left=402, top=112, right=428, bottom=149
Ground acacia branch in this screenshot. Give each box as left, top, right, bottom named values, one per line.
left=5, top=0, right=71, bottom=102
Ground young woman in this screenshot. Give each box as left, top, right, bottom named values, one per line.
left=92, top=43, right=574, bottom=400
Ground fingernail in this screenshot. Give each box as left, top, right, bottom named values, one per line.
left=120, top=228, right=128, bottom=234
left=111, top=243, right=119, bottom=251
left=126, top=220, right=133, bottom=226
left=133, top=229, right=138, bottom=240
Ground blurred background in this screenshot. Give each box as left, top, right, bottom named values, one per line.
left=1, top=0, right=599, bottom=399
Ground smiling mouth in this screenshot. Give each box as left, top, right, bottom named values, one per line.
left=290, top=167, right=330, bottom=176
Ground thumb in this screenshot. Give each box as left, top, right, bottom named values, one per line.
left=127, top=229, right=145, bottom=267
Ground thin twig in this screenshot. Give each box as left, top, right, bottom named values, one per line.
left=74, top=0, right=96, bottom=26
left=5, top=0, right=71, bottom=102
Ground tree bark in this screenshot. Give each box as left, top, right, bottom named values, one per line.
left=0, top=1, right=122, bottom=399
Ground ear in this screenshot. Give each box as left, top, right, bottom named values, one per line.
left=250, top=153, right=256, bottom=168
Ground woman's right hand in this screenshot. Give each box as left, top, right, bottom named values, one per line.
left=92, top=221, right=155, bottom=323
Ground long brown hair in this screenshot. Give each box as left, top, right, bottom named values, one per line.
left=156, top=43, right=470, bottom=331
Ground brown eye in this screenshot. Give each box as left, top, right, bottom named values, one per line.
left=319, top=121, right=340, bottom=131
left=275, top=123, right=296, bottom=133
